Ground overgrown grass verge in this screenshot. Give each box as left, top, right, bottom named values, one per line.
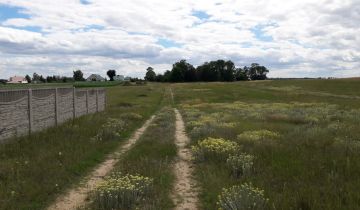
left=0, top=84, right=165, bottom=210
left=173, top=81, right=360, bottom=209
left=85, top=106, right=177, bottom=209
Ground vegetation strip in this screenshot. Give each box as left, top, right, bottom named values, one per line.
left=172, top=108, right=199, bottom=210
left=86, top=107, right=177, bottom=209
left=47, top=115, right=156, bottom=210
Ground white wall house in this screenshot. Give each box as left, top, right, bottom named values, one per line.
left=7, top=76, right=28, bottom=84
left=114, top=75, right=125, bottom=81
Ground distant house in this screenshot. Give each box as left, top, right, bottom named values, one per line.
left=7, top=76, right=28, bottom=84
left=114, top=75, right=125, bottom=81
left=124, top=76, right=131, bottom=81
left=86, top=74, right=105, bottom=82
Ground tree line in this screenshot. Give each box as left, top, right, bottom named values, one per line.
left=23, top=70, right=122, bottom=83
left=145, top=60, right=269, bottom=82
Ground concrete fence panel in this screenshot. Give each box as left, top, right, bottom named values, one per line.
left=0, top=87, right=106, bottom=142
left=75, top=90, right=87, bottom=117
left=0, top=90, right=30, bottom=139
left=32, top=89, right=56, bottom=132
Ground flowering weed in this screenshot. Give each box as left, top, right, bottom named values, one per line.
left=217, top=183, right=268, bottom=210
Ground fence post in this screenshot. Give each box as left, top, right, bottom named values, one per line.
left=55, top=88, right=59, bottom=126
left=86, top=89, right=89, bottom=114
left=28, top=89, right=33, bottom=134
left=96, top=89, right=99, bottom=112
left=73, top=87, right=76, bottom=119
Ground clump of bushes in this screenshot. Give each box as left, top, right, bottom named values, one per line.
left=120, top=112, right=143, bottom=120
left=226, top=153, right=254, bottom=177
left=192, top=137, right=239, bottom=161
left=93, top=173, right=153, bottom=209
left=92, top=118, right=127, bottom=141
left=237, top=130, right=280, bottom=142
left=217, top=183, right=268, bottom=210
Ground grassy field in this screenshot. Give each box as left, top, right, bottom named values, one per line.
left=0, top=84, right=165, bottom=209
left=172, top=78, right=360, bottom=209
left=1, top=78, right=360, bottom=209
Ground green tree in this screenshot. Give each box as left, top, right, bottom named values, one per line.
left=25, top=75, right=32, bottom=83
left=223, top=60, right=236, bottom=81
left=73, top=70, right=85, bottom=81
left=144, top=67, right=156, bottom=81
left=107, top=70, right=116, bottom=81
left=32, top=73, right=41, bottom=82
left=235, top=68, right=249, bottom=81
left=170, top=60, right=195, bottom=82
left=249, top=63, right=269, bottom=80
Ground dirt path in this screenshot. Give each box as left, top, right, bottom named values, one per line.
left=47, top=115, right=156, bottom=210
left=172, top=109, right=199, bottom=210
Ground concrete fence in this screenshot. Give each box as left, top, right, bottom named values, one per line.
left=0, top=87, right=106, bottom=141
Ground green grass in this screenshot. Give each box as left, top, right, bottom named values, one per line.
left=2, top=79, right=360, bottom=209
left=172, top=79, right=360, bottom=209
left=86, top=104, right=177, bottom=209
left=0, top=84, right=165, bottom=210
left=91, top=89, right=176, bottom=209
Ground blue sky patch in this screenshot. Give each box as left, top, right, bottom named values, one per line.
left=80, top=0, right=91, bottom=5
left=10, top=25, right=42, bottom=33
left=0, top=4, right=30, bottom=21
left=157, top=38, right=183, bottom=48
left=251, top=24, right=274, bottom=42
left=83, top=24, right=104, bottom=31
left=192, top=10, right=210, bottom=20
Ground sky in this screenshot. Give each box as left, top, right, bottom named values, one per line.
left=0, top=0, right=359, bottom=79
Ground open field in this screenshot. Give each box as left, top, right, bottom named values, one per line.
left=173, top=78, right=360, bottom=209
left=1, top=78, right=360, bottom=209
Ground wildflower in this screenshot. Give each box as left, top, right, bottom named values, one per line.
left=217, top=183, right=268, bottom=210
left=192, top=138, right=239, bottom=161
left=227, top=153, right=255, bottom=177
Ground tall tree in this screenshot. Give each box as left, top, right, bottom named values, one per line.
left=25, top=75, right=32, bottom=83
left=107, top=70, right=116, bottom=81
left=170, top=60, right=195, bottom=82
left=32, top=73, right=41, bottom=82
left=223, top=60, right=236, bottom=81
left=73, top=70, right=85, bottom=81
left=144, top=67, right=156, bottom=81
left=235, top=68, right=249, bottom=81
left=249, top=63, right=269, bottom=80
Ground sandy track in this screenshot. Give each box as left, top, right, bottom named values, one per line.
left=47, top=115, right=156, bottom=210
left=172, top=109, right=199, bottom=210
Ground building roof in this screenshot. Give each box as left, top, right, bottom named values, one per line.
left=87, top=74, right=105, bottom=81
left=8, top=76, right=27, bottom=84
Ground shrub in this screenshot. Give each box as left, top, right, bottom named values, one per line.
left=93, top=173, right=153, bottom=209
left=217, top=183, right=268, bottom=210
left=226, top=153, right=254, bottom=177
left=92, top=118, right=127, bottom=141
left=237, top=130, right=280, bottom=142
left=120, top=112, right=143, bottom=120
left=192, top=138, right=239, bottom=161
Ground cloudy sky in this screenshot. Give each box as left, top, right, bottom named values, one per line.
left=0, top=0, right=359, bottom=79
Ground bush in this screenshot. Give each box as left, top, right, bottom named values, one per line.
left=93, top=173, right=153, bottom=209
left=237, top=130, right=280, bottom=142
left=120, top=113, right=143, bottom=120
left=192, top=138, right=239, bottom=161
left=217, top=183, right=268, bottom=210
left=91, top=118, right=127, bottom=141
left=226, top=153, right=254, bottom=177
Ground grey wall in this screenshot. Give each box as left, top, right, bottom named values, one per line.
left=0, top=88, right=106, bottom=141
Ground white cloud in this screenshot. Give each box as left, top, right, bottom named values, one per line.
left=0, top=0, right=359, bottom=79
